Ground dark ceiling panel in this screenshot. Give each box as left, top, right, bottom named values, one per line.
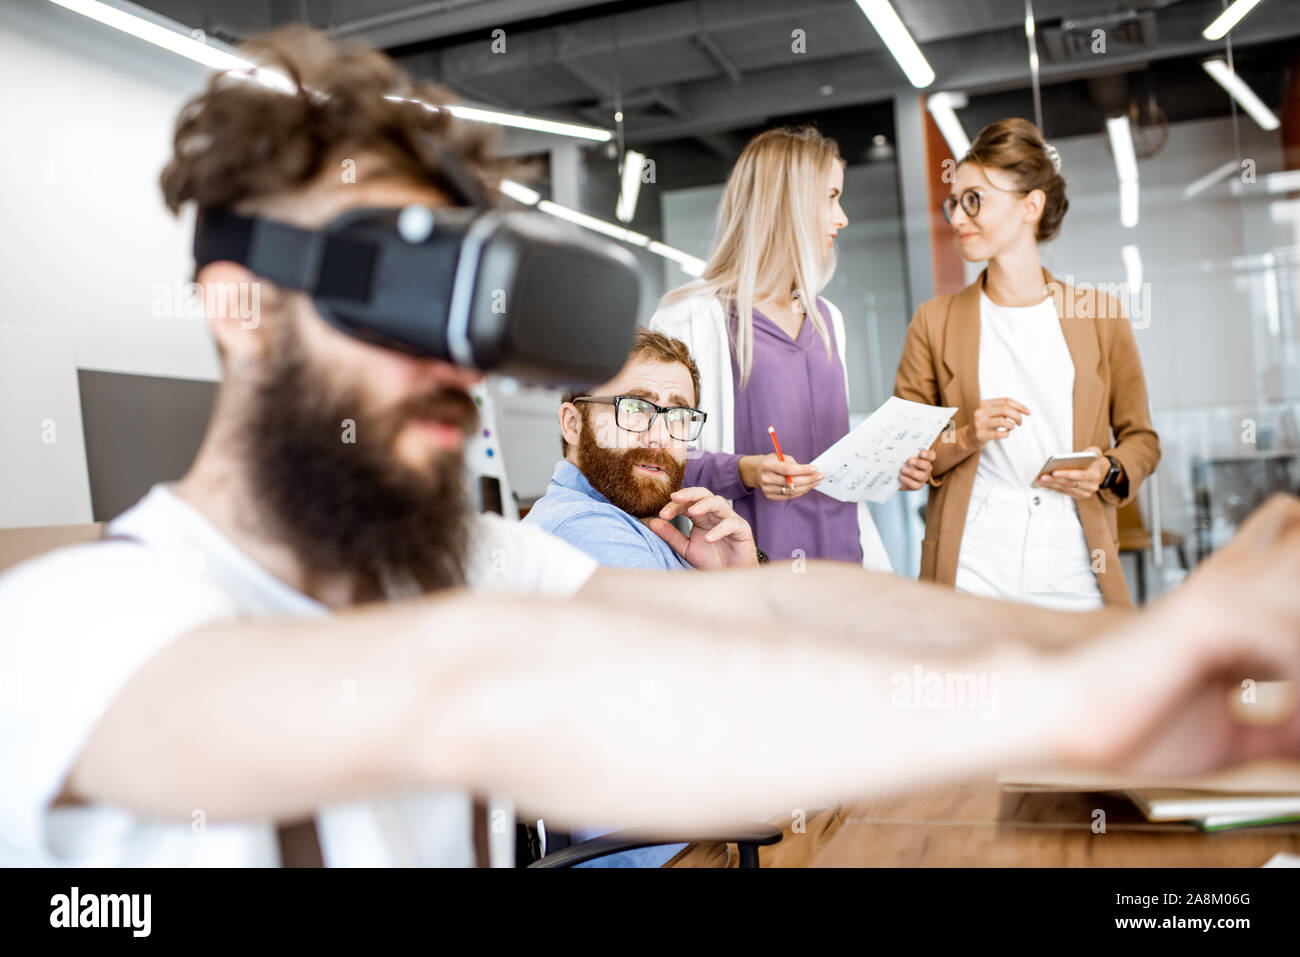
left=125, top=0, right=1300, bottom=153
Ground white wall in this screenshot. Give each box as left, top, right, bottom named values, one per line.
left=0, top=326, right=93, bottom=528
left=0, top=0, right=219, bottom=381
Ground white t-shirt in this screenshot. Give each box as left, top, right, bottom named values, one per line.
left=0, top=484, right=598, bottom=867
left=972, top=291, right=1078, bottom=495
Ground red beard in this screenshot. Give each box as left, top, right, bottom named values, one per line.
left=576, top=415, right=686, bottom=517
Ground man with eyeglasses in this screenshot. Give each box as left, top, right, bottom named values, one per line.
left=524, top=328, right=762, bottom=573
left=522, top=329, right=765, bottom=866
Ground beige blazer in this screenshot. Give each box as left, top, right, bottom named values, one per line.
left=893, top=269, right=1161, bottom=607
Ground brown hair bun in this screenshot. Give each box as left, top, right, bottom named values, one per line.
left=962, top=117, right=1068, bottom=242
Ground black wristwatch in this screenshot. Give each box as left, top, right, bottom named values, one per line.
left=1099, top=455, right=1123, bottom=490
left=756, top=547, right=770, bottom=565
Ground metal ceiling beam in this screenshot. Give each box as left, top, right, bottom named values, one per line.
left=571, top=85, right=686, bottom=128
left=558, top=56, right=617, bottom=97
left=325, top=0, right=601, bottom=47
left=889, top=0, right=1184, bottom=43
left=600, top=86, right=686, bottom=116
left=430, top=0, right=870, bottom=79
left=692, top=31, right=741, bottom=86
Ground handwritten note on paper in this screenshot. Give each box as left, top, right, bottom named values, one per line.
left=811, top=396, right=957, bottom=504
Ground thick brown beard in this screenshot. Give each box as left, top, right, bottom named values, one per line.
left=576, top=413, right=685, bottom=518
left=243, top=317, right=477, bottom=595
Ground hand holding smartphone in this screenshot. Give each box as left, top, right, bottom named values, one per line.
left=1034, top=452, right=1099, bottom=484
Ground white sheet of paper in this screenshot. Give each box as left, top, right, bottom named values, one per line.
left=811, top=396, right=957, bottom=504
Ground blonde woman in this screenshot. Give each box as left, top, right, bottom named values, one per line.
left=650, top=126, right=934, bottom=569
left=894, top=118, right=1160, bottom=609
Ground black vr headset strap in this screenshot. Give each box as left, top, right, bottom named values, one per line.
left=193, top=207, right=376, bottom=302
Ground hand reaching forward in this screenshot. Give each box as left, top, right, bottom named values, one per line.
left=644, top=486, right=758, bottom=570
left=1057, top=494, right=1300, bottom=779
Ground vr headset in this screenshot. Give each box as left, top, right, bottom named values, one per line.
left=192, top=173, right=642, bottom=388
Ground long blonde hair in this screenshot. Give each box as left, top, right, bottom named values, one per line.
left=659, top=125, right=842, bottom=388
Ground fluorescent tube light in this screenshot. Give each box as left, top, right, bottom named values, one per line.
left=1184, top=159, right=1240, bottom=199
left=1119, top=180, right=1140, bottom=229
left=926, top=92, right=970, bottom=158
left=854, top=0, right=935, bottom=88
left=444, top=105, right=611, bottom=142
left=648, top=241, right=706, bottom=277
left=1106, top=115, right=1140, bottom=228
left=1121, top=244, right=1143, bottom=292
left=1203, top=59, right=1281, bottom=131
left=499, top=180, right=541, bottom=206
left=530, top=201, right=705, bottom=277
left=537, top=200, right=650, bottom=246
left=1229, top=169, right=1300, bottom=197
left=1263, top=170, right=1300, bottom=193
left=48, top=0, right=248, bottom=70
left=615, top=150, right=646, bottom=223
left=50, top=0, right=613, bottom=141
left=1106, top=115, right=1139, bottom=182
left=1203, top=0, right=1266, bottom=41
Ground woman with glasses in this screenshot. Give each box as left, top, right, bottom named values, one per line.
left=894, top=117, right=1161, bottom=609
left=649, top=125, right=934, bottom=570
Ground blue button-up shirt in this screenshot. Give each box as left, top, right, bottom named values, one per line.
left=524, top=461, right=691, bottom=572
left=522, top=459, right=690, bottom=867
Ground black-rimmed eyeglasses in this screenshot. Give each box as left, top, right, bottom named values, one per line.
left=573, top=395, right=707, bottom=442
left=941, top=185, right=1030, bottom=224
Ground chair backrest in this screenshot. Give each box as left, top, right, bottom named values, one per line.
left=0, top=522, right=104, bottom=576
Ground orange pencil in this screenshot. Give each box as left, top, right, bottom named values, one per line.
left=767, top=425, right=795, bottom=490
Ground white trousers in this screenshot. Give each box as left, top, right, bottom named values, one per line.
left=954, top=485, right=1104, bottom=612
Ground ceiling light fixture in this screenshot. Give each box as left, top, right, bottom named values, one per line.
left=615, top=150, right=646, bottom=223
left=1106, top=115, right=1140, bottom=228
left=854, top=0, right=935, bottom=88
left=1202, top=58, right=1281, bottom=131
left=1202, top=0, right=1267, bottom=41
left=926, top=91, right=970, bottom=158
left=49, top=0, right=612, bottom=141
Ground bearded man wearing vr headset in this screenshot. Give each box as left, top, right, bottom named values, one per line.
left=4, top=26, right=1300, bottom=870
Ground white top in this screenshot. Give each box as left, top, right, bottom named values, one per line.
left=0, top=484, right=598, bottom=867
left=972, top=291, right=1078, bottom=496
left=648, top=291, right=892, bottom=572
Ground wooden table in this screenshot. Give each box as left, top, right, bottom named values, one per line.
left=811, top=778, right=1300, bottom=867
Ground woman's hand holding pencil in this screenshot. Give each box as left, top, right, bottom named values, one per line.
left=737, top=424, right=824, bottom=501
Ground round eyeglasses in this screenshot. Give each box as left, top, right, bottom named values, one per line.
left=573, top=395, right=707, bottom=442
left=941, top=188, right=982, bottom=224
left=941, top=184, right=1030, bottom=224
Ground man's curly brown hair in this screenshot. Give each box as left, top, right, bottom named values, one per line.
left=160, top=25, right=519, bottom=220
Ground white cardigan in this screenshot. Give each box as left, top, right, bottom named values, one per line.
left=648, top=291, right=892, bottom=572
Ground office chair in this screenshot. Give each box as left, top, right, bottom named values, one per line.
left=517, top=820, right=783, bottom=869
left=1117, top=497, right=1188, bottom=604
